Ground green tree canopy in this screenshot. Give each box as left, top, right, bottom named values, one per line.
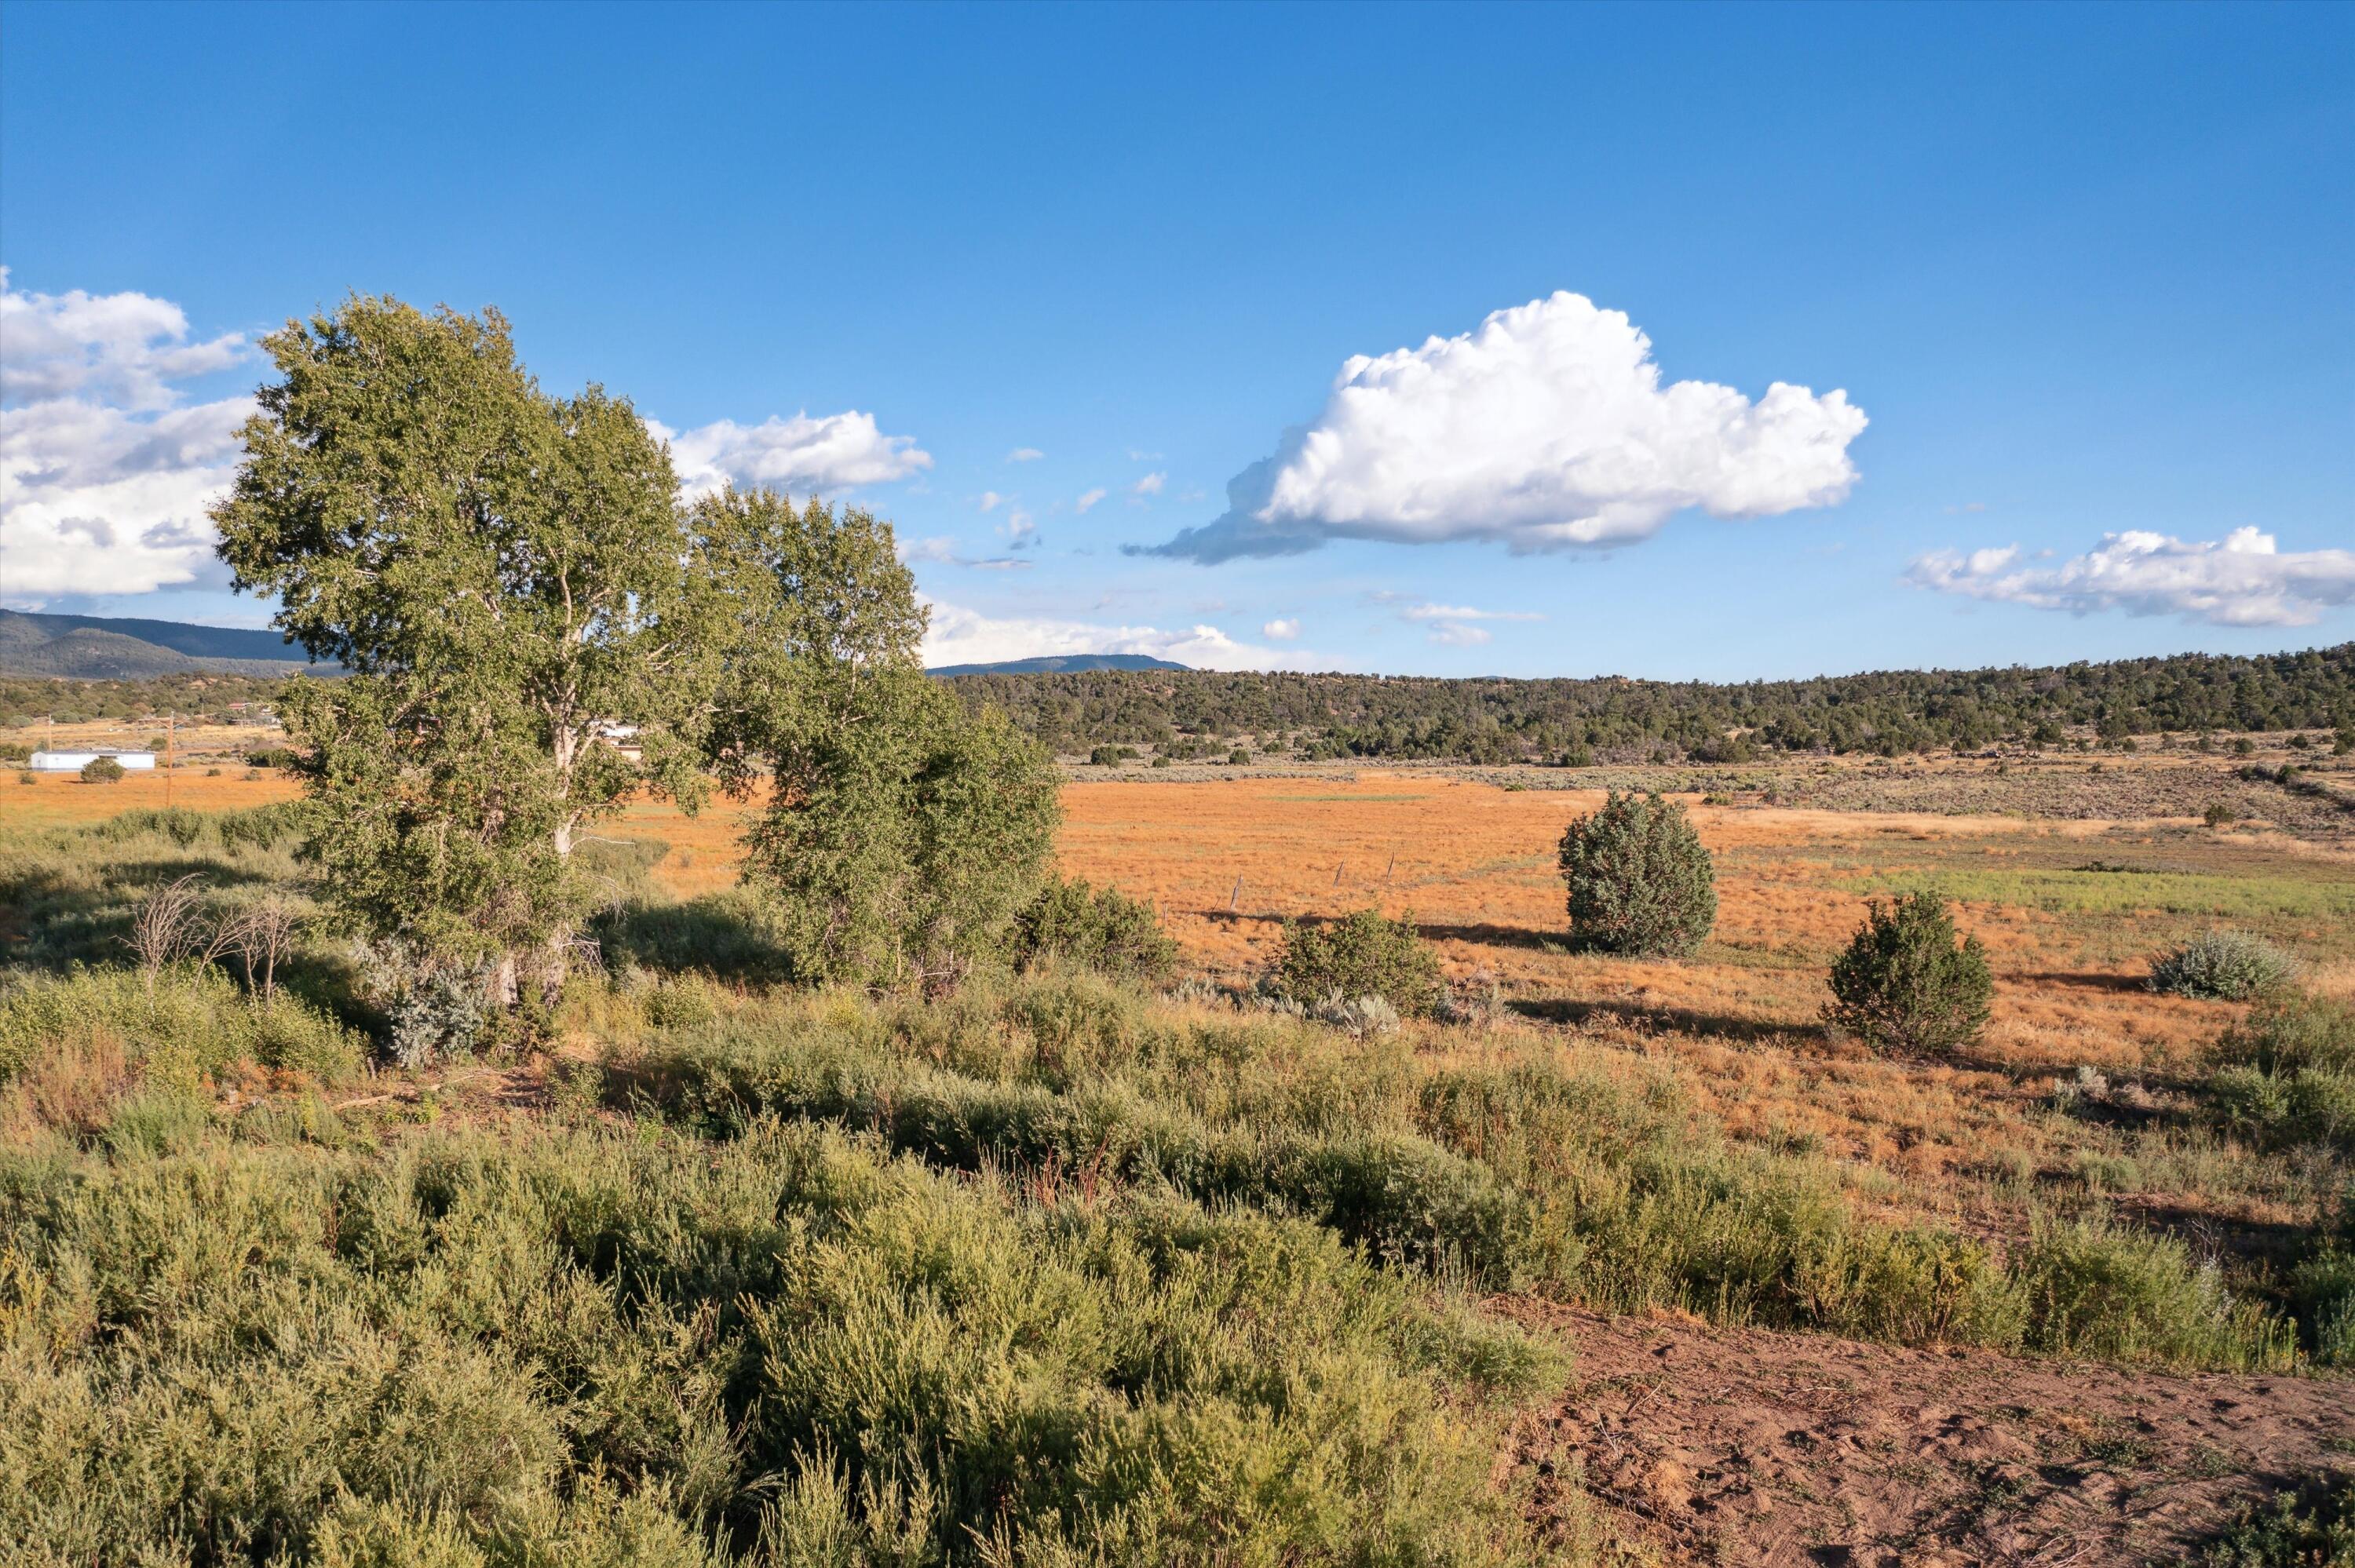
left=696, top=488, right=1061, bottom=986
left=211, top=296, right=710, bottom=990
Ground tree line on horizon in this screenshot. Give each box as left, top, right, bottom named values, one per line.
left=944, top=644, right=2355, bottom=762
left=13, top=641, right=2353, bottom=768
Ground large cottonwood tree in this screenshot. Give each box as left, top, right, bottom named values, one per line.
left=213, top=297, right=714, bottom=997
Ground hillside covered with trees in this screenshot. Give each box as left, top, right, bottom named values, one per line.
left=947, top=644, right=2355, bottom=761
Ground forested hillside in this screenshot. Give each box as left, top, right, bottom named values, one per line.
left=1, top=672, right=290, bottom=726
left=948, top=644, right=2355, bottom=760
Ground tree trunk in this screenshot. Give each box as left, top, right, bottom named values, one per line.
left=489, top=952, right=520, bottom=1008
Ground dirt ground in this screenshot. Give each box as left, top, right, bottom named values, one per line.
left=1507, top=1301, right=2355, bottom=1566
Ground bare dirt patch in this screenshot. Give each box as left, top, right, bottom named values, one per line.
left=1506, top=1301, right=2355, bottom=1566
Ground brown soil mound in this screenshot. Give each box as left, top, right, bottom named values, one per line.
left=1505, top=1303, right=2354, bottom=1566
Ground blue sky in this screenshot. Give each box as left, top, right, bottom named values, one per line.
left=2, top=1, right=2348, bottom=678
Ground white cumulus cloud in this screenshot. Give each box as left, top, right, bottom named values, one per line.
left=921, top=596, right=1322, bottom=672
left=0, top=268, right=246, bottom=410
left=1143, top=290, right=1865, bottom=563
left=653, top=410, right=930, bottom=499
left=1075, top=487, right=1107, bottom=514
left=1130, top=471, right=1166, bottom=497
left=0, top=272, right=254, bottom=602
left=1261, top=617, right=1301, bottom=640
left=1006, top=447, right=1044, bottom=462
left=1907, top=527, right=2355, bottom=628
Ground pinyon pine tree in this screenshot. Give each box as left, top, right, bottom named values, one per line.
left=1824, top=891, right=1995, bottom=1055
left=1557, top=791, right=1716, bottom=956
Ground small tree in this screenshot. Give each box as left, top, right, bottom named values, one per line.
left=703, top=489, right=1061, bottom=989
left=79, top=756, right=126, bottom=784
left=1272, top=907, right=1442, bottom=1018
left=1557, top=792, right=1715, bottom=956
left=1824, top=892, right=1994, bottom=1055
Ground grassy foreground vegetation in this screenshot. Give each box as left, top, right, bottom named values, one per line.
left=2, top=1111, right=1550, bottom=1564
left=8, top=800, right=2353, bottom=1559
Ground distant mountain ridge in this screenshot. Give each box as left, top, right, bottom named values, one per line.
left=0, top=609, right=1178, bottom=682
left=930, top=653, right=1191, bottom=677
left=0, top=610, right=323, bottom=680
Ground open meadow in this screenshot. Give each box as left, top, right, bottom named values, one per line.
left=5, top=743, right=2352, bottom=1565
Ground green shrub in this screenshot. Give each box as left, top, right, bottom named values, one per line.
left=1227, top=747, right=1251, bottom=765
left=0, top=965, right=364, bottom=1090
left=2287, top=1248, right=2355, bottom=1366
left=1272, top=908, right=1443, bottom=1018
left=2218, top=993, right=2355, bottom=1077
left=590, top=889, right=793, bottom=983
left=0, top=1120, right=1555, bottom=1565
left=78, top=755, right=125, bottom=784
left=2209, top=1064, right=2355, bottom=1154
left=1823, top=891, right=1994, bottom=1056
left=641, top=972, right=724, bottom=1030
left=1086, top=744, right=1136, bottom=767
left=2207, top=994, right=2355, bottom=1154
left=2149, top=929, right=2297, bottom=1000
left=1013, top=874, right=1181, bottom=980
left=2012, top=1213, right=2296, bottom=1369
left=1556, top=791, right=1716, bottom=956
left=2200, top=1477, right=2355, bottom=1566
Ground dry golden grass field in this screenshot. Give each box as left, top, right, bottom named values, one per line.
left=16, top=750, right=2351, bottom=1219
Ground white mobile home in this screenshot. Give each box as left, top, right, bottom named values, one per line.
left=27, top=749, right=157, bottom=772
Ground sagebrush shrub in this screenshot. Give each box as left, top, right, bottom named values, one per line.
left=1312, top=993, right=1401, bottom=1038
left=78, top=755, right=126, bottom=784
left=1823, top=891, right=1994, bottom=1055
left=2149, top=928, right=2295, bottom=1000
left=1272, top=908, right=1442, bottom=1018
left=387, top=970, right=490, bottom=1070
left=1557, top=791, right=1716, bottom=956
